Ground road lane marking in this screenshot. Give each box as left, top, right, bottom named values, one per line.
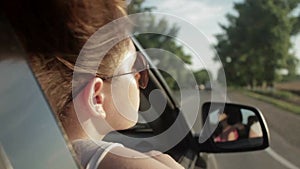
left=266, top=148, right=299, bottom=169
left=222, top=94, right=299, bottom=169
left=208, top=154, right=219, bottom=169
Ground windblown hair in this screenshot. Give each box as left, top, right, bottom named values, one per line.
left=4, top=0, right=131, bottom=116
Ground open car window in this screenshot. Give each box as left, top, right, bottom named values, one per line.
left=0, top=14, right=79, bottom=169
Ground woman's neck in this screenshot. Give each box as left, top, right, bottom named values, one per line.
left=62, top=103, right=106, bottom=141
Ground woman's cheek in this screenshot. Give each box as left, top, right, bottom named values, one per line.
left=128, top=77, right=140, bottom=112
left=111, top=76, right=139, bottom=124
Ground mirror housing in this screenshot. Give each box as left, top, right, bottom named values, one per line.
left=197, top=102, right=270, bottom=153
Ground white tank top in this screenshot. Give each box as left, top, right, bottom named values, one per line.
left=72, top=139, right=124, bottom=169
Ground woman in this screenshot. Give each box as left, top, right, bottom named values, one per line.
left=3, top=0, right=184, bottom=168
left=214, top=113, right=239, bottom=142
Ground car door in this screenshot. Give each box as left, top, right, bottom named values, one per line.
left=0, top=12, right=80, bottom=169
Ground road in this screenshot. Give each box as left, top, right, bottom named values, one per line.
left=206, top=91, right=300, bottom=169
left=106, top=88, right=300, bottom=169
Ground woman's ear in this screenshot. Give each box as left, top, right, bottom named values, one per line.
left=82, top=77, right=106, bottom=119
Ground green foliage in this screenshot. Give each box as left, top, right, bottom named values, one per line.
left=127, top=0, right=192, bottom=91
left=290, top=0, right=300, bottom=35
left=193, top=69, right=211, bottom=85
left=127, top=0, right=155, bottom=14
left=244, top=90, right=300, bottom=115
left=252, top=88, right=296, bottom=101
left=215, top=0, right=300, bottom=87
left=282, top=74, right=300, bottom=82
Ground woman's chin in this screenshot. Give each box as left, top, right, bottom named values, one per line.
left=125, top=119, right=138, bottom=129
left=116, top=119, right=138, bottom=131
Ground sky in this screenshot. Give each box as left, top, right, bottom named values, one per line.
left=145, top=0, right=239, bottom=43
left=143, top=0, right=300, bottom=74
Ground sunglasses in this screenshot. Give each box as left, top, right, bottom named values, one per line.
left=56, top=51, right=149, bottom=112
left=99, top=52, right=149, bottom=89
left=56, top=51, right=149, bottom=90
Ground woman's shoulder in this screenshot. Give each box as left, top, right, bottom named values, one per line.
left=72, top=139, right=124, bottom=169
left=72, top=139, right=181, bottom=169
left=73, top=139, right=123, bottom=150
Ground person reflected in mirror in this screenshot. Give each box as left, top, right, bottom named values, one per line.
left=214, top=112, right=239, bottom=142
left=228, top=108, right=248, bottom=140
left=247, top=116, right=263, bottom=138
left=3, top=0, right=184, bottom=169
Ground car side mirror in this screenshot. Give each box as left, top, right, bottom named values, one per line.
left=197, top=102, right=270, bottom=153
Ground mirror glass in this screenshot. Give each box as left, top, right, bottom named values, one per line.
left=207, top=104, right=264, bottom=149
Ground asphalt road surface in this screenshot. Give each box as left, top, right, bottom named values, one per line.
left=206, top=90, right=300, bottom=169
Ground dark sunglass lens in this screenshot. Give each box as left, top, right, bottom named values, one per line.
left=139, top=69, right=149, bottom=89
left=134, top=52, right=149, bottom=89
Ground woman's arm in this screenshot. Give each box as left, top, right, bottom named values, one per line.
left=227, top=129, right=239, bottom=141
left=99, top=146, right=184, bottom=169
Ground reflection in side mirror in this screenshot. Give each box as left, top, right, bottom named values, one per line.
left=199, top=102, right=270, bottom=153
left=213, top=106, right=262, bottom=141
